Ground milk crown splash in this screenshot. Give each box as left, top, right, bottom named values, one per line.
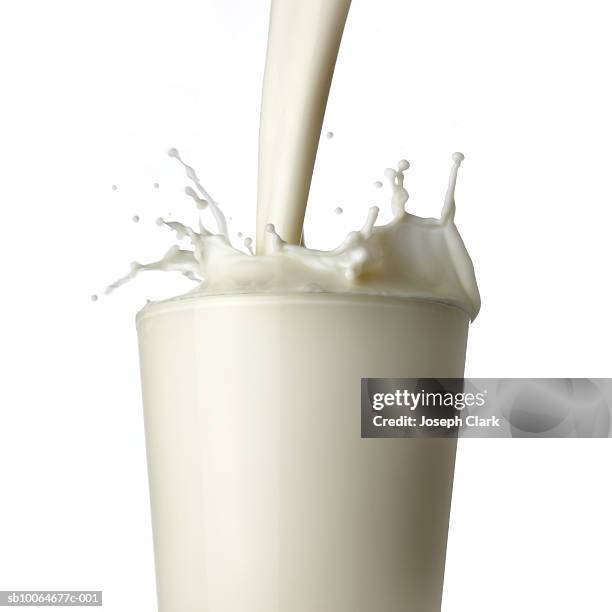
left=106, top=150, right=480, bottom=320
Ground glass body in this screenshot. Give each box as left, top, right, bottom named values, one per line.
left=137, top=293, right=470, bottom=612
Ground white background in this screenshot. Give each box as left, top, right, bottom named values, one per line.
left=1, top=0, right=611, bottom=610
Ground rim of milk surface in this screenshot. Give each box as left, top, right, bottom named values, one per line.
left=136, top=292, right=470, bottom=324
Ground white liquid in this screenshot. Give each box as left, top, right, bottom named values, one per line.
left=138, top=293, right=468, bottom=612
left=256, top=0, right=352, bottom=251
left=107, top=149, right=479, bottom=319
left=103, top=2, right=479, bottom=321
left=130, top=2, right=481, bottom=610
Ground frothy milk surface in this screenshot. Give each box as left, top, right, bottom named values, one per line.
left=106, top=0, right=480, bottom=321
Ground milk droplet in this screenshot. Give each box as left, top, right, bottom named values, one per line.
left=90, top=294, right=98, bottom=302
left=397, top=160, right=410, bottom=171
left=154, top=182, right=160, bottom=189
left=156, top=217, right=164, bottom=226
left=326, top=131, right=334, bottom=139
left=111, top=185, right=118, bottom=191
left=132, top=215, right=140, bottom=223
left=374, top=181, right=383, bottom=189
left=237, top=232, right=243, bottom=238
left=334, top=207, right=343, bottom=215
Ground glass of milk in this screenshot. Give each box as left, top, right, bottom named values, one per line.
left=137, top=291, right=469, bottom=611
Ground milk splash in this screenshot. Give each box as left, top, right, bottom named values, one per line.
left=106, top=150, right=480, bottom=320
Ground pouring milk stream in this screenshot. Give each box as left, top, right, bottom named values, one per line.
left=256, top=0, right=352, bottom=252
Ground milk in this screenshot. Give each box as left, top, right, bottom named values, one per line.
left=256, top=0, right=352, bottom=251
left=122, top=1, right=482, bottom=610
left=104, top=0, right=479, bottom=314
left=138, top=293, right=468, bottom=612
left=108, top=150, right=480, bottom=320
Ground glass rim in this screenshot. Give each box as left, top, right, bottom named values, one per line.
left=136, top=291, right=471, bottom=325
